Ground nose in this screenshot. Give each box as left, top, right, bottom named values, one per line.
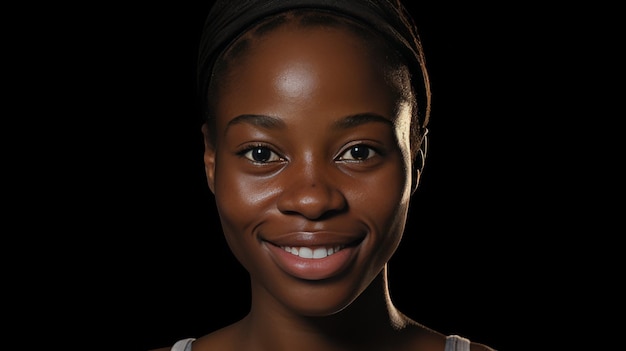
left=276, top=159, right=347, bottom=220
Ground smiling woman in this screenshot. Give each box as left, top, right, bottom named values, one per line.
left=148, top=1, right=498, bottom=351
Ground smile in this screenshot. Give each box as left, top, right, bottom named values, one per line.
left=281, top=245, right=344, bottom=259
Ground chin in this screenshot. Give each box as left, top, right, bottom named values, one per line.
left=279, top=282, right=362, bottom=317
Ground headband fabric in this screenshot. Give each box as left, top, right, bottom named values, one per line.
left=197, top=0, right=430, bottom=128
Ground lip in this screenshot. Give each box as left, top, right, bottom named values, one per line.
left=267, top=231, right=362, bottom=247
left=263, top=232, right=363, bottom=280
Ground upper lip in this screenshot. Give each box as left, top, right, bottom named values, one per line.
left=263, top=231, right=364, bottom=248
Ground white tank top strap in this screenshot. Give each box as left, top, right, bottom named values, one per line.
left=445, top=334, right=470, bottom=351
left=171, top=338, right=195, bottom=351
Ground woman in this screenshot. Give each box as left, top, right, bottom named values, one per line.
left=151, top=0, right=497, bottom=350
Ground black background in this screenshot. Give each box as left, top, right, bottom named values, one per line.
left=50, top=2, right=572, bottom=350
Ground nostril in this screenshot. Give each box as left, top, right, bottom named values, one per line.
left=276, top=182, right=347, bottom=220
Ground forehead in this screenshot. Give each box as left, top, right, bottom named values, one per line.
left=220, top=10, right=408, bottom=85
left=215, top=22, right=406, bottom=118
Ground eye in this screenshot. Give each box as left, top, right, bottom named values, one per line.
left=337, top=144, right=377, bottom=162
left=240, top=145, right=283, bottom=163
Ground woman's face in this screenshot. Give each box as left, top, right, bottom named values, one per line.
left=204, top=23, right=414, bottom=316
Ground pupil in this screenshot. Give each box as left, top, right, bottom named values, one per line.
left=253, top=147, right=271, bottom=162
left=350, top=146, right=369, bottom=160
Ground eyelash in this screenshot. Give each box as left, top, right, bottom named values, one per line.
left=237, top=144, right=285, bottom=164
left=336, top=144, right=379, bottom=162
left=237, top=143, right=380, bottom=164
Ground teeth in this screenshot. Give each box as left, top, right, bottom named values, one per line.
left=282, top=245, right=343, bottom=259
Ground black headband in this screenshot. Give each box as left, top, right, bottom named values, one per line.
left=197, top=0, right=431, bottom=128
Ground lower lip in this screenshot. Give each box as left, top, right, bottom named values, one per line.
left=266, top=243, right=358, bottom=280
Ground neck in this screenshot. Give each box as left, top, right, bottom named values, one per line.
left=239, top=265, right=410, bottom=351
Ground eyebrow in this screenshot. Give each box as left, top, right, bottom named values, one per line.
left=224, top=112, right=392, bottom=133
left=332, top=113, right=393, bottom=129
left=225, top=114, right=287, bottom=131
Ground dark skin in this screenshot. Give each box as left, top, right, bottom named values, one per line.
left=152, top=22, right=495, bottom=351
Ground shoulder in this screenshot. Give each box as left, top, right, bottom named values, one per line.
left=148, top=337, right=196, bottom=351
left=445, top=334, right=498, bottom=351
left=150, top=321, right=242, bottom=351
left=393, top=317, right=498, bottom=351
left=470, top=341, right=498, bottom=351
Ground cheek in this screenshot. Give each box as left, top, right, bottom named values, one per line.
left=355, top=160, right=411, bottom=252
left=216, top=173, right=280, bottom=218
left=213, top=162, right=280, bottom=256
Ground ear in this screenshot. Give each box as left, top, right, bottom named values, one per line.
left=411, top=130, right=428, bottom=196
left=201, top=123, right=216, bottom=194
